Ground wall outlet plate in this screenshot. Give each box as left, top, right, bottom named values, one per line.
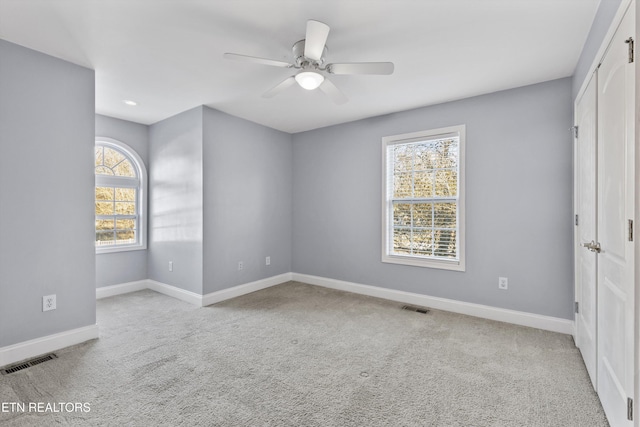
left=266, top=256, right=271, bottom=266
left=498, top=277, right=508, bottom=290
left=43, top=294, right=56, bottom=312
left=238, top=261, right=244, bottom=271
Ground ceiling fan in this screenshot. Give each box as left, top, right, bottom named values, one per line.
left=223, top=20, right=394, bottom=105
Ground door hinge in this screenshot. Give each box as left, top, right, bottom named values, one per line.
left=628, top=397, right=633, bottom=421
left=575, top=214, right=579, bottom=226
left=626, top=37, right=634, bottom=63
left=629, top=219, right=634, bottom=242
left=575, top=302, right=579, bottom=314
left=571, top=126, right=579, bottom=139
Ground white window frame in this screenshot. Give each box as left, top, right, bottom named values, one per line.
left=381, top=125, right=465, bottom=271
left=95, top=137, right=147, bottom=254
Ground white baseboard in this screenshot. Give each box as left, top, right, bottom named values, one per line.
left=96, top=280, right=148, bottom=299
left=202, top=273, right=292, bottom=306
left=0, top=324, right=99, bottom=368
left=99, top=274, right=293, bottom=308
left=291, top=273, right=574, bottom=335
left=2, top=273, right=292, bottom=368
left=94, top=272, right=573, bottom=334
left=146, top=280, right=204, bottom=307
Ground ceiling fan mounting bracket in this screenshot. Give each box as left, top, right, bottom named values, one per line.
left=292, top=40, right=327, bottom=69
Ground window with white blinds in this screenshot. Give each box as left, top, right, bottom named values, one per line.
left=382, top=125, right=465, bottom=271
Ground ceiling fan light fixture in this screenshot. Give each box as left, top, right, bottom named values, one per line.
left=295, top=71, right=324, bottom=90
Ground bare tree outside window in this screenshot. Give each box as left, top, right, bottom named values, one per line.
left=382, top=125, right=465, bottom=271
left=95, top=145, right=138, bottom=247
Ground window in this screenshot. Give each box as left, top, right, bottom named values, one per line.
left=95, top=138, right=147, bottom=253
left=382, top=125, right=465, bottom=271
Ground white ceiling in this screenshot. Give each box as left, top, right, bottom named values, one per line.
left=0, top=0, right=600, bottom=133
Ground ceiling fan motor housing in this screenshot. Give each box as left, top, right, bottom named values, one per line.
left=293, top=40, right=327, bottom=69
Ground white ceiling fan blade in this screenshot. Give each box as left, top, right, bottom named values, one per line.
left=223, top=53, right=293, bottom=68
left=263, top=76, right=297, bottom=98
left=319, top=78, right=348, bottom=105
left=327, top=62, right=395, bottom=75
left=304, top=20, right=330, bottom=61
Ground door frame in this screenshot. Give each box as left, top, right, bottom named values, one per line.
left=635, top=1, right=640, bottom=424
left=573, top=0, right=638, bottom=423
left=573, top=71, right=598, bottom=390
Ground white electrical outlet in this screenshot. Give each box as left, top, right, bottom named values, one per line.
left=266, top=256, right=271, bottom=266
left=498, top=277, right=508, bottom=290
left=238, top=261, right=244, bottom=271
left=169, top=261, right=173, bottom=272
left=43, top=294, right=56, bottom=312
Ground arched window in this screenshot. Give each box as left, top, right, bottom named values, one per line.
left=95, top=138, right=147, bottom=253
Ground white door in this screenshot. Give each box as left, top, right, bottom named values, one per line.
left=596, top=3, right=635, bottom=426
left=575, top=72, right=598, bottom=390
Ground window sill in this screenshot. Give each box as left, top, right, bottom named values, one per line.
left=96, top=244, right=147, bottom=255
left=382, top=254, right=465, bottom=271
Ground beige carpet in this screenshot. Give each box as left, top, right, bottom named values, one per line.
left=0, top=281, right=608, bottom=426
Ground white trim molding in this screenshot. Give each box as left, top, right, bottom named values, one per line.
left=3, top=272, right=573, bottom=369
left=291, top=273, right=574, bottom=335
left=96, top=280, right=148, bottom=299
left=202, top=273, right=293, bottom=306
left=0, top=324, right=99, bottom=368
left=146, top=280, right=204, bottom=306
left=95, top=272, right=572, bottom=334
left=96, top=274, right=293, bottom=308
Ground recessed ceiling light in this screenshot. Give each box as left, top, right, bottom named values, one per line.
left=123, top=100, right=137, bottom=106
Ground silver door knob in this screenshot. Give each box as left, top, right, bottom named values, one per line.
left=581, top=240, right=601, bottom=253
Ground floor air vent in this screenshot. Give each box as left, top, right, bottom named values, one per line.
left=2, top=353, right=57, bottom=375
left=401, top=305, right=430, bottom=314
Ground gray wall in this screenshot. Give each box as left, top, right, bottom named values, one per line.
left=202, top=107, right=292, bottom=293
left=0, top=40, right=96, bottom=346
left=147, top=105, right=293, bottom=295
left=95, top=114, right=149, bottom=287
left=572, top=0, right=624, bottom=99
left=148, top=107, right=203, bottom=294
left=292, top=78, right=574, bottom=320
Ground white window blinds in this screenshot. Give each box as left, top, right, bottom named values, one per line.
left=382, top=125, right=465, bottom=270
